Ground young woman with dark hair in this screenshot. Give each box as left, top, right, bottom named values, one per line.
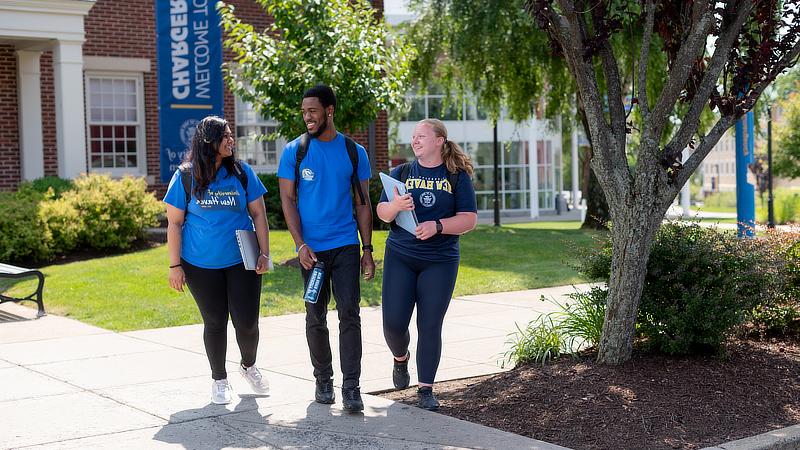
left=376, top=118, right=478, bottom=410
left=163, top=115, right=271, bottom=404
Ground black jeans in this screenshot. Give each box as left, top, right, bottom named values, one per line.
left=301, top=244, right=362, bottom=388
left=182, top=259, right=262, bottom=380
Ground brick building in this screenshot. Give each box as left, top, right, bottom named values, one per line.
left=0, top=0, right=388, bottom=192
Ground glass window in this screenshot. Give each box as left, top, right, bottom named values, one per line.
left=427, top=96, right=460, bottom=121
left=473, top=167, right=495, bottom=191
left=86, top=74, right=143, bottom=172
left=235, top=99, right=286, bottom=171
left=464, top=96, right=488, bottom=120
left=405, top=96, right=426, bottom=121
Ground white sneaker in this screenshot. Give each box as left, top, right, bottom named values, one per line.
left=211, top=379, right=233, bottom=404
left=239, top=364, right=269, bottom=394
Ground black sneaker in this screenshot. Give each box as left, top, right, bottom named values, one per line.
left=341, top=386, right=364, bottom=412
left=392, top=351, right=411, bottom=389
left=315, top=379, right=335, bottom=404
left=417, top=386, right=439, bottom=411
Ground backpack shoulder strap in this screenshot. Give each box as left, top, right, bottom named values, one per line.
left=179, top=163, right=192, bottom=210
left=232, top=160, right=248, bottom=195
left=294, top=133, right=310, bottom=198
left=344, top=135, right=367, bottom=205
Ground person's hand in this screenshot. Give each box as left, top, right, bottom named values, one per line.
left=298, top=244, right=317, bottom=270
left=391, top=186, right=414, bottom=211
left=415, top=221, right=438, bottom=240
left=361, top=251, right=375, bottom=280
left=255, top=253, right=270, bottom=274
left=169, top=266, right=185, bottom=292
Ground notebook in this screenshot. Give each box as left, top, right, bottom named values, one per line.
left=235, top=229, right=273, bottom=271
left=379, top=172, right=419, bottom=235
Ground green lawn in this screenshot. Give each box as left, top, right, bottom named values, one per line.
left=3, top=222, right=599, bottom=331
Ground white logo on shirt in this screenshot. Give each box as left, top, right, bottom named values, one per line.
left=420, top=191, right=436, bottom=207
left=301, top=168, right=315, bottom=181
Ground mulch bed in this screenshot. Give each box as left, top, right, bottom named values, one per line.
left=380, top=337, right=800, bottom=450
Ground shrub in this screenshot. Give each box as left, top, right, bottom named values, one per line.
left=701, top=191, right=737, bottom=209
left=55, top=174, right=162, bottom=249
left=577, top=223, right=784, bottom=355
left=39, top=196, right=81, bottom=255
left=256, top=173, right=286, bottom=229
left=17, top=176, right=74, bottom=199
left=0, top=191, right=51, bottom=262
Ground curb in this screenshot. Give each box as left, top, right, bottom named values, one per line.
left=703, top=425, right=800, bottom=450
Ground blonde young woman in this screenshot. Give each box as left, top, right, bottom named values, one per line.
left=376, top=118, right=478, bottom=410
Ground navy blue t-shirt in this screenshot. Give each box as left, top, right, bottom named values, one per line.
left=380, top=161, right=477, bottom=262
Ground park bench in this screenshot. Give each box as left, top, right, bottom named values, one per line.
left=0, top=263, right=45, bottom=318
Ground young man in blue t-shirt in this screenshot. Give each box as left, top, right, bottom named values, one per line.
left=277, top=84, right=374, bottom=412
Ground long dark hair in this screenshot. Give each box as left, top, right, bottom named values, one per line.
left=183, top=116, right=235, bottom=199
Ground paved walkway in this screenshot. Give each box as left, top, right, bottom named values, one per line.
left=0, top=284, right=593, bottom=450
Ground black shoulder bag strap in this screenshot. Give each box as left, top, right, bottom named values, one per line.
left=344, top=135, right=367, bottom=206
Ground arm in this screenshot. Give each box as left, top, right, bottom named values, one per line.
left=247, top=196, right=271, bottom=274
left=376, top=186, right=414, bottom=223
left=278, top=177, right=316, bottom=270
left=416, top=213, right=478, bottom=240
left=354, top=179, right=375, bottom=280
left=166, top=204, right=186, bottom=292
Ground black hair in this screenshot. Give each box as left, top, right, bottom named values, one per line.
left=183, top=115, right=235, bottom=199
left=303, top=84, right=337, bottom=111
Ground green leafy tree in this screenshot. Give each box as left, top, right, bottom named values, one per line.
left=219, top=0, right=414, bottom=139
left=527, top=0, right=800, bottom=364
left=406, top=0, right=669, bottom=229
left=774, top=91, right=800, bottom=179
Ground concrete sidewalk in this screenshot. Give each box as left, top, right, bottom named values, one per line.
left=0, top=284, right=590, bottom=449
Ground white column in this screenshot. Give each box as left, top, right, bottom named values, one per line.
left=53, top=40, right=86, bottom=179
left=16, top=50, right=44, bottom=181
left=529, top=119, right=539, bottom=219
left=681, top=148, right=691, bottom=217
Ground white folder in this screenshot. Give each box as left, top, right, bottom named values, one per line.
left=379, top=172, right=419, bottom=235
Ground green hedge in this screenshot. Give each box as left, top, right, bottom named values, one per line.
left=578, top=223, right=788, bottom=354
left=0, top=174, right=161, bottom=263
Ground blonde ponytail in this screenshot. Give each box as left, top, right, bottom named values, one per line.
left=418, top=118, right=474, bottom=176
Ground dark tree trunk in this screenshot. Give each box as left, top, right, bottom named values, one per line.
left=581, top=146, right=610, bottom=230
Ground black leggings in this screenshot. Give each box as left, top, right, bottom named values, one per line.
left=182, top=259, right=262, bottom=380
left=381, top=245, right=459, bottom=385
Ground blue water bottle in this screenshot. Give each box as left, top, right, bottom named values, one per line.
left=303, top=261, right=325, bottom=303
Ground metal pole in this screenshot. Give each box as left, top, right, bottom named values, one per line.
left=493, top=122, right=500, bottom=227
left=768, top=105, right=775, bottom=228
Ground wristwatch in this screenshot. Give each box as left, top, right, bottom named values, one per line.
left=435, top=219, right=443, bottom=235
left=362, top=244, right=374, bottom=252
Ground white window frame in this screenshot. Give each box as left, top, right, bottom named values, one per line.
left=235, top=98, right=286, bottom=173
left=84, top=71, right=147, bottom=177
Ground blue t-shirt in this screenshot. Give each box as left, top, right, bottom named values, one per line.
left=163, top=162, right=267, bottom=269
left=277, top=133, right=371, bottom=252
left=380, top=161, right=477, bottom=262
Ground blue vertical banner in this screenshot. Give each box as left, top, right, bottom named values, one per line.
left=735, top=110, right=756, bottom=238
left=156, top=0, right=224, bottom=182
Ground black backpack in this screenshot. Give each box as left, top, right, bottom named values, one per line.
left=396, top=162, right=460, bottom=197
left=179, top=161, right=248, bottom=211
left=294, top=132, right=367, bottom=205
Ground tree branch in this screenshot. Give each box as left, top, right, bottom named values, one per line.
left=637, top=0, right=655, bottom=118
left=643, top=1, right=713, bottom=145
left=662, top=0, right=752, bottom=163
left=670, top=115, right=736, bottom=200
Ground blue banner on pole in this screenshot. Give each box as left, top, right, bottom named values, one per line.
left=735, top=110, right=756, bottom=238
left=156, top=0, right=224, bottom=183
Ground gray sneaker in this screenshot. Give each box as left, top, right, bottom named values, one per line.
left=315, top=379, right=335, bottom=404
left=417, top=386, right=439, bottom=411
left=342, top=386, right=364, bottom=412
left=392, top=351, right=411, bottom=389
